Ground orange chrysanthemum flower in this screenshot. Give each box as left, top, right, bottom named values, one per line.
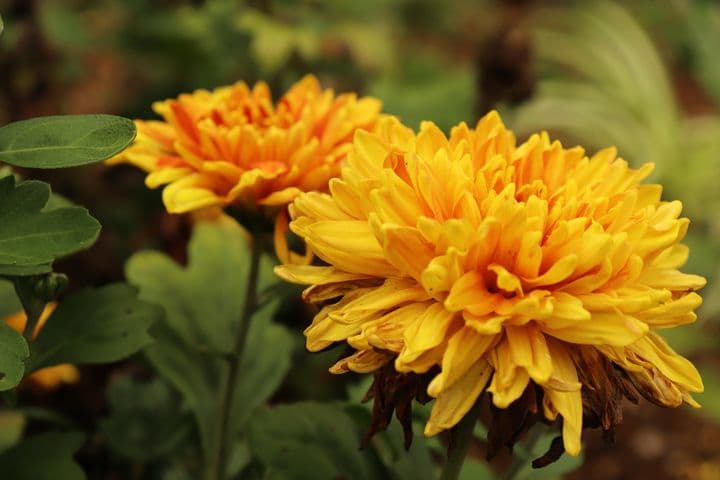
left=275, top=112, right=705, bottom=456
left=5, top=305, right=80, bottom=391
left=110, top=75, right=383, bottom=214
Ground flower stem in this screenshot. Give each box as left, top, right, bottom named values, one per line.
left=502, top=426, right=543, bottom=480
left=440, top=401, right=482, bottom=480
left=207, top=234, right=262, bottom=480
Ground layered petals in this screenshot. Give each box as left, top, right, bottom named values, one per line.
left=111, top=75, right=385, bottom=214
left=278, top=111, right=705, bottom=457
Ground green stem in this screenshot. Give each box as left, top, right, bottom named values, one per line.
left=440, top=400, right=482, bottom=480
left=206, top=234, right=263, bottom=480
left=13, top=276, right=47, bottom=343
left=501, top=426, right=543, bottom=480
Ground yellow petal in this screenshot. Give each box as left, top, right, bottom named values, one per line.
left=505, top=323, right=553, bottom=383
left=273, top=265, right=373, bottom=285
left=329, top=349, right=393, bottom=374
left=427, top=327, right=498, bottom=397
left=162, top=174, right=227, bottom=213
left=542, top=339, right=582, bottom=456
left=487, top=340, right=531, bottom=408
left=397, top=303, right=457, bottom=370
left=146, top=167, right=193, bottom=188
left=444, top=271, right=500, bottom=316
left=295, top=220, right=398, bottom=276
left=424, top=359, right=492, bottom=436
left=542, top=311, right=648, bottom=346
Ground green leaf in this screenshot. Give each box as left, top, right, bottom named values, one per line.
left=0, top=176, right=100, bottom=276
left=0, top=114, right=135, bottom=169
left=0, top=278, right=21, bottom=317
left=247, top=402, right=373, bottom=480
left=0, top=432, right=86, bottom=480
left=29, top=284, right=159, bottom=371
left=0, top=322, right=29, bottom=391
left=125, top=220, right=294, bottom=464
left=0, top=410, right=25, bottom=453
left=100, top=375, right=191, bottom=462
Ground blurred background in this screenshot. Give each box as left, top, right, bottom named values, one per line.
left=1, top=0, right=719, bottom=478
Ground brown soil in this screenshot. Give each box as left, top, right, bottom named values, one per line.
left=566, top=401, right=720, bottom=480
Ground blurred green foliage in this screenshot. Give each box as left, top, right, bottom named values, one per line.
left=1, top=0, right=720, bottom=478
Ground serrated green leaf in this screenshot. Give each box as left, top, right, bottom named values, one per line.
left=100, top=375, right=191, bottom=462
left=0, top=114, right=135, bottom=168
left=247, top=402, right=373, bottom=480
left=0, top=322, right=29, bottom=391
left=29, top=283, right=159, bottom=370
left=0, top=176, right=100, bottom=275
left=0, top=432, right=86, bottom=480
left=125, top=220, right=294, bottom=469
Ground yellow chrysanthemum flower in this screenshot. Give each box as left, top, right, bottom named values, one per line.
left=275, top=112, right=705, bottom=456
left=4, top=305, right=80, bottom=391
left=110, top=75, right=383, bottom=214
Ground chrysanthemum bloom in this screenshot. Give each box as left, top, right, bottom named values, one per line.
left=5, top=305, right=80, bottom=390
left=110, top=75, right=384, bottom=261
left=275, top=112, right=705, bottom=457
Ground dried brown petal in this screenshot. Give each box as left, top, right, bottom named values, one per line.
left=362, top=362, right=435, bottom=449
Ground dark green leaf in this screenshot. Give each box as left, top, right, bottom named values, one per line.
left=100, top=375, right=191, bottom=461
left=247, top=402, right=373, bottom=480
left=125, top=220, right=294, bottom=463
left=0, top=432, right=85, bottom=480
left=0, top=322, right=28, bottom=391
left=0, top=176, right=100, bottom=275
left=0, top=115, right=135, bottom=168
left=29, top=284, right=159, bottom=370
left=342, top=403, right=435, bottom=480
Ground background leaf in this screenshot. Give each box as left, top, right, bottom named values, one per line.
left=0, top=432, right=86, bottom=480
left=344, top=403, right=437, bottom=480
left=247, top=402, right=374, bottom=480
left=0, top=321, right=28, bottom=391
left=29, top=283, right=158, bottom=370
left=100, top=375, right=191, bottom=462
left=0, top=410, right=25, bottom=453
left=0, top=176, right=100, bottom=276
left=0, top=115, right=136, bottom=168
left=125, top=219, right=294, bottom=467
